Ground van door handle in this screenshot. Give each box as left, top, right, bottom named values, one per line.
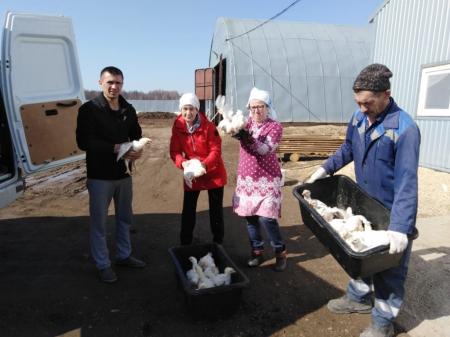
left=56, top=101, right=78, bottom=107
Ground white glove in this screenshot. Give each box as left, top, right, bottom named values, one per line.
left=305, top=167, right=327, bottom=184
left=387, top=230, right=408, bottom=254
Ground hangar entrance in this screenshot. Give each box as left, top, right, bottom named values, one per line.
left=195, top=57, right=226, bottom=124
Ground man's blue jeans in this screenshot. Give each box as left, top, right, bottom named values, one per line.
left=87, top=178, right=133, bottom=270
left=246, top=216, right=285, bottom=253
left=346, top=241, right=413, bottom=327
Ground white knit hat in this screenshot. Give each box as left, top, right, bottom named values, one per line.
left=246, top=87, right=277, bottom=120
left=179, top=93, right=200, bottom=110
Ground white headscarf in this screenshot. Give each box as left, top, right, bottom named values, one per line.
left=246, top=87, right=278, bottom=120
left=179, top=93, right=200, bottom=110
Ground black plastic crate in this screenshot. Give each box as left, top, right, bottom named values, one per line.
left=168, top=243, right=250, bottom=319
left=292, top=175, right=418, bottom=279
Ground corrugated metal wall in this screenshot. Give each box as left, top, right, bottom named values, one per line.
left=210, top=18, right=372, bottom=123
left=418, top=119, right=450, bottom=171
left=371, top=0, right=450, bottom=172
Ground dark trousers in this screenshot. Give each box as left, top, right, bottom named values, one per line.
left=180, top=187, right=224, bottom=245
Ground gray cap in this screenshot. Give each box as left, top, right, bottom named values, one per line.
left=353, top=63, right=393, bottom=92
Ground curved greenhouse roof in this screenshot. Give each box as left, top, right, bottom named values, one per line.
left=209, top=17, right=372, bottom=123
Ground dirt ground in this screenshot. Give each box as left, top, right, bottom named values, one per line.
left=1, top=116, right=449, bottom=337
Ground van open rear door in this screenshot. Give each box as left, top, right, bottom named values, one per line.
left=1, top=12, right=85, bottom=175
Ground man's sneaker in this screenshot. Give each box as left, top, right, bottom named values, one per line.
left=360, top=323, right=394, bottom=337
left=99, top=267, right=117, bottom=283
left=115, top=256, right=146, bottom=268
left=247, top=251, right=264, bottom=267
left=327, top=295, right=372, bottom=314
left=274, top=250, right=287, bottom=272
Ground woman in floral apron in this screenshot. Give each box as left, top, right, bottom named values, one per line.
left=232, top=87, right=287, bottom=272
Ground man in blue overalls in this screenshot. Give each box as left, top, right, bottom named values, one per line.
left=306, top=64, right=420, bottom=337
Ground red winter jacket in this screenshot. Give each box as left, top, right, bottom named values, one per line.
left=170, top=113, right=227, bottom=191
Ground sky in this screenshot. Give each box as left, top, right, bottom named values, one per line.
left=0, top=0, right=382, bottom=93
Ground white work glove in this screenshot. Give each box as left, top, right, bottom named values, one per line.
left=305, top=167, right=327, bottom=184
left=387, top=230, right=408, bottom=254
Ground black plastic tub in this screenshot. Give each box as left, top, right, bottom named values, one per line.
left=168, top=243, right=250, bottom=319
left=292, top=175, right=418, bottom=279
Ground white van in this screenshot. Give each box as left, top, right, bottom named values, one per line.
left=0, top=12, right=84, bottom=208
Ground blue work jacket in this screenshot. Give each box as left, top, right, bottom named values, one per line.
left=323, top=98, right=420, bottom=235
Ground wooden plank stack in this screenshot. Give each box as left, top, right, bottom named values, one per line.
left=277, top=135, right=344, bottom=161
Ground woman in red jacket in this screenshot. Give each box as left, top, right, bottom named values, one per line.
left=170, top=93, right=227, bottom=245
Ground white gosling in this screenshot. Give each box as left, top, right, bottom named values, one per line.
left=186, top=256, right=200, bottom=286
left=189, top=259, right=213, bottom=289
left=198, top=252, right=216, bottom=270
left=212, top=267, right=236, bottom=286
left=183, top=159, right=206, bottom=188
left=203, top=265, right=220, bottom=284
left=302, top=190, right=345, bottom=222
left=215, top=95, right=246, bottom=135
left=302, top=189, right=388, bottom=252
left=116, top=137, right=151, bottom=175
left=185, top=253, right=236, bottom=289
left=196, top=266, right=215, bottom=289
left=348, top=230, right=390, bottom=252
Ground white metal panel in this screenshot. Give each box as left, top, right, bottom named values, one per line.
left=2, top=13, right=83, bottom=104
left=1, top=12, right=85, bottom=174
left=417, top=119, right=450, bottom=172
left=371, top=0, right=450, bottom=172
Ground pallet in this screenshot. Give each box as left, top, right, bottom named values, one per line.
left=277, top=135, right=344, bottom=161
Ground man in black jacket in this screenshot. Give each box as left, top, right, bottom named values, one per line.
left=76, top=66, right=146, bottom=283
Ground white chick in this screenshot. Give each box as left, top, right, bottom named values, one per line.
left=216, top=95, right=232, bottom=133
left=345, top=215, right=372, bottom=232
left=302, top=190, right=339, bottom=221
left=301, top=190, right=328, bottom=211
left=343, top=215, right=364, bottom=232
left=347, top=230, right=390, bottom=252
left=196, top=265, right=215, bottom=289
left=204, top=264, right=219, bottom=276
left=328, top=218, right=349, bottom=238
left=183, top=159, right=206, bottom=188
left=218, top=117, right=234, bottom=134
left=190, top=259, right=214, bottom=289
left=117, top=137, right=151, bottom=175
left=198, top=252, right=216, bottom=270
left=328, top=215, right=371, bottom=239
left=321, top=206, right=347, bottom=222
left=212, top=267, right=236, bottom=287
left=345, top=207, right=354, bottom=218
left=186, top=256, right=200, bottom=286
left=215, top=95, right=233, bottom=121
left=203, top=265, right=220, bottom=284
left=341, top=207, right=371, bottom=230
left=215, top=95, right=245, bottom=135
left=333, top=207, right=348, bottom=219
left=230, top=109, right=246, bottom=134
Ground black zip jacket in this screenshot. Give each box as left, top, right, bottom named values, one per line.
left=76, top=94, right=142, bottom=180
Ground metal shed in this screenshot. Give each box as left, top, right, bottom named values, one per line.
left=370, top=0, right=450, bottom=172
left=207, top=17, right=372, bottom=123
